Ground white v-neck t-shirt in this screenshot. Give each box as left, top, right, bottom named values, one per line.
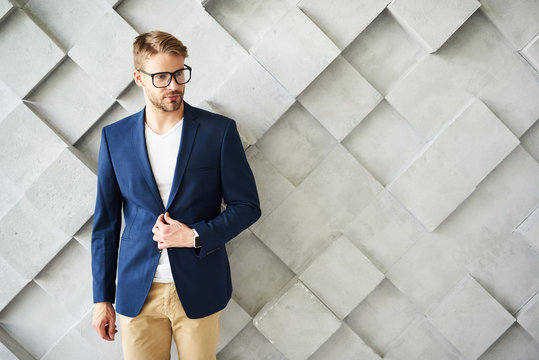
left=144, top=118, right=183, bottom=283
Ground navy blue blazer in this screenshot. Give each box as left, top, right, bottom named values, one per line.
left=91, top=101, right=261, bottom=319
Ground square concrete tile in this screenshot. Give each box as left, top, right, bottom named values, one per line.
left=24, top=148, right=97, bottom=237
left=300, top=236, right=384, bottom=319
left=257, top=102, right=337, bottom=186
left=298, top=0, right=390, bottom=49
left=310, top=324, right=381, bottom=360
left=480, top=0, right=539, bottom=49
left=217, top=322, right=287, bottom=360
left=254, top=280, right=341, bottom=360
left=384, top=319, right=462, bottom=360
left=217, top=299, right=251, bottom=352
left=205, top=0, right=293, bottom=50
left=427, top=98, right=519, bottom=185
left=386, top=55, right=473, bottom=140
left=386, top=235, right=468, bottom=313
left=25, top=0, right=109, bottom=50
left=250, top=6, right=340, bottom=97
left=227, top=230, right=294, bottom=316
left=41, top=331, right=97, bottom=360
left=69, top=9, right=138, bottom=98
left=245, top=146, right=295, bottom=228
left=346, top=279, right=423, bottom=355
left=75, top=102, right=129, bottom=167
left=116, top=81, right=145, bottom=114
left=0, top=282, right=77, bottom=358
left=387, top=144, right=476, bottom=231
left=27, top=58, right=114, bottom=144
left=298, top=55, right=383, bottom=141
left=342, top=100, right=426, bottom=186
left=0, top=197, right=70, bottom=279
left=0, top=103, right=66, bottom=190
left=343, top=190, right=425, bottom=273
left=208, top=55, right=295, bottom=144
left=252, top=183, right=338, bottom=273
left=343, top=9, right=425, bottom=95
left=435, top=11, right=520, bottom=94
left=299, top=144, right=383, bottom=219
left=0, top=9, right=64, bottom=97
left=34, top=240, right=92, bottom=318
left=388, top=0, right=480, bottom=52
left=429, top=275, right=515, bottom=359
left=477, top=55, right=539, bottom=138
left=478, top=323, right=539, bottom=360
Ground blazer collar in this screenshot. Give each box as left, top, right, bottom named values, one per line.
left=132, top=100, right=200, bottom=214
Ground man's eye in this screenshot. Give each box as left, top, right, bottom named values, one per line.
left=155, top=74, right=168, bottom=80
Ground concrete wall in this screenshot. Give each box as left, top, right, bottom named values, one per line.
left=0, top=0, right=538, bottom=359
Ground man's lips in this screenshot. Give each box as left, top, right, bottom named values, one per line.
left=166, top=95, right=179, bottom=101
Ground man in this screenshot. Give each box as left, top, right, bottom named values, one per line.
left=91, top=30, right=261, bottom=359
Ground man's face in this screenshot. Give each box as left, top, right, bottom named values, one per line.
left=134, top=53, right=186, bottom=113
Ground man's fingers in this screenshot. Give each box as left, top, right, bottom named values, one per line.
left=94, top=320, right=111, bottom=340
left=107, top=318, right=117, bottom=340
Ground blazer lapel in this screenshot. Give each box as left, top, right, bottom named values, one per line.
left=165, top=101, right=199, bottom=210
left=132, top=107, right=165, bottom=213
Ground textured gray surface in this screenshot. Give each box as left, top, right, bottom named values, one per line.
left=0, top=0, right=538, bottom=359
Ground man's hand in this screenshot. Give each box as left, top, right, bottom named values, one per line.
left=152, top=212, right=195, bottom=249
left=92, top=302, right=117, bottom=341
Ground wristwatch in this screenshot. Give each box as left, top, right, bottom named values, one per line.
left=193, top=228, right=201, bottom=248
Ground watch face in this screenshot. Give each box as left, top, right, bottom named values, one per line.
left=195, top=236, right=201, bottom=248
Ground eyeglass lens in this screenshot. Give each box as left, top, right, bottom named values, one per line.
left=153, top=69, right=191, bottom=87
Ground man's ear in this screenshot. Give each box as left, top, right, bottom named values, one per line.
left=133, top=70, right=144, bottom=87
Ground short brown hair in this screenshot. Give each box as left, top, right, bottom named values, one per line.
left=133, top=30, right=188, bottom=69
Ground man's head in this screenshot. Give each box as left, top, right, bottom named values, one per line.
left=133, top=31, right=189, bottom=113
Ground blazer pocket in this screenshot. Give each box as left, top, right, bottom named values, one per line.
left=206, top=246, right=222, bottom=256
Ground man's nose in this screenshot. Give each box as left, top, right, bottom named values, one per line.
left=167, top=77, right=181, bottom=90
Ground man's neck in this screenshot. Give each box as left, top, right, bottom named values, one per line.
left=144, top=101, right=184, bottom=135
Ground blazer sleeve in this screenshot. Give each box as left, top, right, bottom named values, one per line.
left=190, top=120, right=261, bottom=259
left=91, top=127, right=123, bottom=303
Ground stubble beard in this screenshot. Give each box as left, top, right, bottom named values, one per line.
left=149, top=90, right=184, bottom=112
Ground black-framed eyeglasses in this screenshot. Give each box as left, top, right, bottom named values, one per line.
left=137, top=65, right=192, bottom=88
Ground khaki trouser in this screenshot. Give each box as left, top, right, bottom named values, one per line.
left=118, top=282, right=221, bottom=360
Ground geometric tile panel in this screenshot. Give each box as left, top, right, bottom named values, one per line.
left=479, top=0, right=539, bottom=50
left=388, top=0, right=480, bottom=52
left=346, top=279, right=424, bottom=356
left=297, top=0, right=390, bottom=50
left=1, top=0, right=538, bottom=358
left=428, top=275, right=515, bottom=359
left=516, top=291, right=539, bottom=344
left=478, top=323, right=539, bottom=360
left=68, top=9, right=138, bottom=98
left=342, top=8, right=425, bottom=96
left=26, top=58, right=115, bottom=144
left=388, top=97, right=519, bottom=231
left=383, top=319, right=463, bottom=360
left=299, top=236, right=384, bottom=319
left=298, top=55, right=383, bottom=141
left=0, top=9, right=64, bottom=97
left=24, top=0, right=110, bottom=50
left=253, top=280, right=341, bottom=360
left=250, top=6, right=340, bottom=97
